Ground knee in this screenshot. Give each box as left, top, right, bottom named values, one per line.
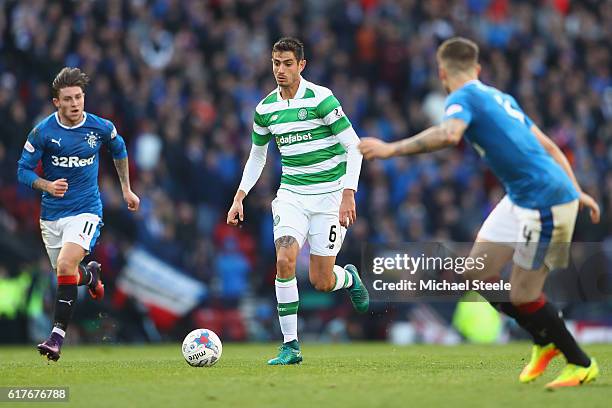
left=462, top=268, right=479, bottom=282
left=56, top=258, right=77, bottom=276
left=276, top=255, right=296, bottom=277
left=509, top=290, right=537, bottom=307
left=462, top=261, right=497, bottom=282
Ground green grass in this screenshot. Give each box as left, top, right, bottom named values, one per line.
left=1, top=343, right=610, bottom=408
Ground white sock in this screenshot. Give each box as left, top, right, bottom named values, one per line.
left=275, top=276, right=299, bottom=343
left=52, top=327, right=66, bottom=338
left=331, top=265, right=353, bottom=291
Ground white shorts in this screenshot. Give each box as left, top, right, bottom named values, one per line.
left=40, top=213, right=103, bottom=269
left=477, top=195, right=578, bottom=270
left=271, top=189, right=346, bottom=257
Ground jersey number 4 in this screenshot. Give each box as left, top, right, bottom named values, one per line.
left=494, top=94, right=525, bottom=124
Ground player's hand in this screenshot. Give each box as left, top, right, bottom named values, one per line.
left=123, top=189, right=140, bottom=211
left=48, top=178, right=68, bottom=197
left=227, top=200, right=244, bottom=226
left=339, top=189, right=356, bottom=227
left=579, top=192, right=600, bottom=224
left=359, top=138, right=395, bottom=160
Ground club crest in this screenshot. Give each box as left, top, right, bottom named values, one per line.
left=297, top=108, right=308, bottom=120
left=86, top=132, right=99, bottom=148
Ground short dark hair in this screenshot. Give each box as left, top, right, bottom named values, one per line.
left=52, top=67, right=90, bottom=98
left=436, top=37, right=479, bottom=73
left=272, top=37, right=304, bottom=61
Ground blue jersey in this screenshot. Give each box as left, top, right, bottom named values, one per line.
left=17, top=112, right=127, bottom=221
left=443, top=80, right=578, bottom=209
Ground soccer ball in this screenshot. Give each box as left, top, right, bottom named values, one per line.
left=181, top=328, right=223, bottom=367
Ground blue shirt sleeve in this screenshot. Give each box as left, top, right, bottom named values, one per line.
left=443, top=91, right=473, bottom=126
left=102, top=120, right=128, bottom=159
left=17, top=127, right=44, bottom=188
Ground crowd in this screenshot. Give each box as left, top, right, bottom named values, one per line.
left=0, top=0, right=610, bottom=342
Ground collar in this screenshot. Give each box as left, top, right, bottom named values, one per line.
left=463, top=79, right=481, bottom=87
left=55, top=111, right=87, bottom=129
left=457, top=79, right=481, bottom=91
left=449, top=79, right=482, bottom=96
left=277, top=76, right=307, bottom=101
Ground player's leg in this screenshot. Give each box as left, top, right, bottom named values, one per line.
left=468, top=240, right=557, bottom=350
left=510, top=262, right=597, bottom=387
left=308, top=255, right=368, bottom=313
left=307, top=192, right=369, bottom=313
left=510, top=200, right=598, bottom=388
left=78, top=260, right=104, bottom=299
left=66, top=213, right=105, bottom=299
left=268, top=236, right=303, bottom=365
left=268, top=191, right=307, bottom=365
left=37, top=219, right=62, bottom=360
left=469, top=196, right=518, bottom=289
left=469, top=197, right=560, bottom=382
left=37, top=242, right=85, bottom=361
left=309, top=255, right=346, bottom=291
left=465, top=240, right=513, bottom=282
left=37, top=214, right=103, bottom=360
left=41, top=214, right=103, bottom=296
left=46, top=213, right=104, bottom=299
left=275, top=236, right=301, bottom=343
left=470, top=197, right=551, bottom=342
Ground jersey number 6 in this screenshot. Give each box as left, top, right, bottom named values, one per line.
left=328, top=225, right=337, bottom=243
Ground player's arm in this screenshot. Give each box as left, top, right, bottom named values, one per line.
left=359, top=118, right=468, bottom=159
left=227, top=119, right=270, bottom=226
left=17, top=129, right=68, bottom=197
left=337, top=126, right=362, bottom=227
left=106, top=124, right=139, bottom=211
left=531, top=124, right=600, bottom=223
left=112, top=157, right=139, bottom=211
left=530, top=125, right=579, bottom=187
left=319, top=94, right=363, bottom=227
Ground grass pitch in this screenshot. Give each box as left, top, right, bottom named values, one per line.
left=1, top=342, right=610, bottom=408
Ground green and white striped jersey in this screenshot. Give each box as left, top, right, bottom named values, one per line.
left=251, top=77, right=353, bottom=195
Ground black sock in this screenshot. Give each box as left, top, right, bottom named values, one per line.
left=490, top=301, right=550, bottom=345
left=54, top=277, right=78, bottom=332
left=77, top=264, right=94, bottom=287
left=520, top=302, right=590, bottom=367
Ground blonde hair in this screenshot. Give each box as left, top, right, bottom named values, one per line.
left=436, top=37, right=479, bottom=73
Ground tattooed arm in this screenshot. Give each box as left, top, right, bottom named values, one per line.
left=113, top=157, right=140, bottom=211
left=104, top=121, right=139, bottom=212
left=32, top=178, right=68, bottom=197
left=359, top=119, right=468, bottom=159
left=113, top=157, right=131, bottom=192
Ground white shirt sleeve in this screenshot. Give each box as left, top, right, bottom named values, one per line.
left=238, top=143, right=268, bottom=195
left=336, top=126, right=362, bottom=191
